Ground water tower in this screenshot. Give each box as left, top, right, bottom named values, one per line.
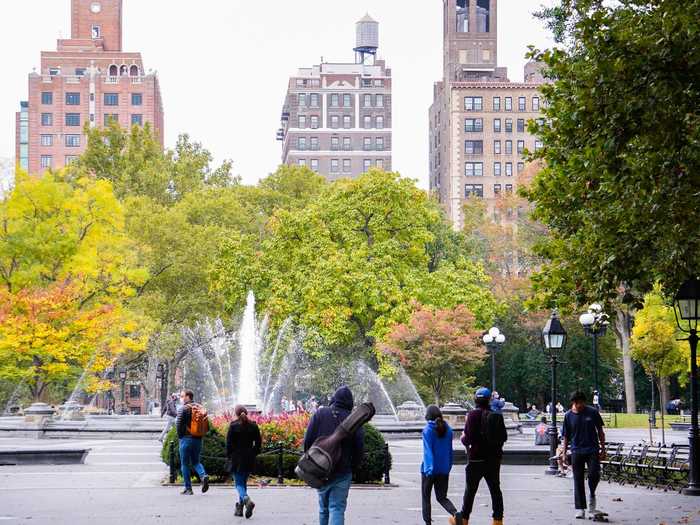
left=354, top=14, right=379, bottom=65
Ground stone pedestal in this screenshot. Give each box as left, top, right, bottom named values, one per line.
left=502, top=401, right=523, bottom=434
left=23, top=403, right=56, bottom=426
left=397, top=401, right=423, bottom=421
left=441, top=403, right=467, bottom=429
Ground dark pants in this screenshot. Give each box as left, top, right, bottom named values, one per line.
left=179, top=436, right=207, bottom=489
left=421, top=473, right=458, bottom=524
left=572, top=452, right=600, bottom=510
left=462, top=460, right=503, bottom=520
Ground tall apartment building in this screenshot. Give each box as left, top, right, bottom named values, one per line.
left=16, top=0, right=164, bottom=174
left=429, top=0, right=545, bottom=227
left=277, top=15, right=392, bottom=180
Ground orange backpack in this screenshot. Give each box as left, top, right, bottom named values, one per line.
left=188, top=403, right=209, bottom=437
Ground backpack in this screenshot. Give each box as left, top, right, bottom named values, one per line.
left=188, top=403, right=209, bottom=437
left=295, top=402, right=375, bottom=489
left=480, top=409, right=504, bottom=451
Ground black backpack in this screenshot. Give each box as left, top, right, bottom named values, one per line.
left=295, top=402, right=375, bottom=488
left=480, top=409, right=505, bottom=450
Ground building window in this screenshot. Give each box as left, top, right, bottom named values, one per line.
left=330, top=159, right=340, bottom=173
left=363, top=137, right=372, bottom=151
left=331, top=136, right=340, bottom=151
left=494, top=162, right=501, bottom=176
left=131, top=93, right=143, bottom=106
left=505, top=118, right=513, bottom=133
left=75, top=67, right=86, bottom=76
left=310, top=137, right=319, bottom=151
left=494, top=140, right=501, bottom=155
left=331, top=94, right=339, bottom=107
left=362, top=116, right=371, bottom=129
left=298, top=159, right=306, bottom=167
left=128, top=385, right=140, bottom=399
left=532, top=96, right=540, bottom=111
left=131, top=114, right=143, bottom=126
left=65, top=92, right=80, bottom=105
left=40, top=134, right=53, bottom=146
left=505, top=184, right=513, bottom=194
left=310, top=159, right=319, bottom=172
left=104, top=93, right=119, bottom=106
left=376, top=116, right=384, bottom=129
left=505, top=162, right=513, bottom=176
left=65, top=135, right=81, bottom=147
left=465, top=162, right=483, bottom=177
left=298, top=93, right=307, bottom=106
left=41, top=92, right=53, bottom=105
left=343, top=137, right=351, bottom=151
left=457, top=0, right=469, bottom=32
left=40, top=155, right=52, bottom=169
left=376, top=137, right=384, bottom=151
left=517, top=162, right=525, bottom=173
left=310, top=115, right=320, bottom=129
left=298, top=137, right=307, bottom=150
left=518, top=97, right=526, bottom=111
left=505, top=97, right=512, bottom=111
left=343, top=94, right=351, bottom=107
left=104, top=114, right=119, bottom=125
left=464, top=140, right=483, bottom=154
left=65, top=113, right=80, bottom=126
left=493, top=118, right=501, bottom=132
left=330, top=115, right=340, bottom=128
left=49, top=67, right=60, bottom=76
left=342, top=159, right=351, bottom=173
left=374, top=79, right=383, bottom=87
left=493, top=96, right=501, bottom=111
left=465, top=184, right=484, bottom=198
left=464, top=118, right=483, bottom=132
left=535, top=140, right=543, bottom=151
left=343, top=115, right=351, bottom=129
left=91, top=25, right=101, bottom=39
left=65, top=155, right=79, bottom=165
left=464, top=97, right=483, bottom=111
left=363, top=159, right=372, bottom=172
left=494, top=183, right=502, bottom=195
left=517, top=140, right=525, bottom=154
left=376, top=159, right=384, bottom=170
left=298, top=115, right=307, bottom=128
left=310, top=93, right=319, bottom=107
left=505, top=140, right=513, bottom=154
left=41, top=113, right=53, bottom=126
left=364, top=94, right=372, bottom=107
left=376, top=94, right=384, bottom=107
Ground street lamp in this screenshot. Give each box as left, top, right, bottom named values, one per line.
left=579, top=303, right=609, bottom=409
left=483, top=326, right=506, bottom=391
left=119, top=368, right=127, bottom=415
left=542, top=310, right=567, bottom=476
left=156, top=363, right=168, bottom=413
left=673, top=277, right=700, bottom=496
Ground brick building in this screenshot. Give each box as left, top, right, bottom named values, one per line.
left=277, top=15, right=392, bottom=180
left=16, top=0, right=164, bottom=174
left=429, top=0, right=545, bottom=228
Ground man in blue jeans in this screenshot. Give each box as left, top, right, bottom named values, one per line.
left=303, top=386, right=364, bottom=525
left=176, top=389, right=209, bottom=495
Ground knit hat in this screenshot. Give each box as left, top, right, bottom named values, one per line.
left=425, top=404, right=442, bottom=421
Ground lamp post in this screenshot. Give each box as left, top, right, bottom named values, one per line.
left=579, top=303, right=609, bottom=408
left=673, top=277, right=700, bottom=496
left=119, top=368, right=127, bottom=415
left=482, top=326, right=506, bottom=391
left=156, top=363, right=169, bottom=413
left=542, top=310, right=567, bottom=476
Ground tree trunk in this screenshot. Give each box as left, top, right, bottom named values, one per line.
left=659, top=376, right=670, bottom=416
left=613, top=307, right=636, bottom=413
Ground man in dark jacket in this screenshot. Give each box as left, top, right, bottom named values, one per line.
left=303, top=386, right=364, bottom=525
left=460, top=387, right=508, bottom=525
left=175, top=389, right=209, bottom=495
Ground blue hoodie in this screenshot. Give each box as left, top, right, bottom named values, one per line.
left=421, top=420, right=453, bottom=476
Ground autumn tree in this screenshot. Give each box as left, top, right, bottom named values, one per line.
left=381, top=304, right=485, bottom=404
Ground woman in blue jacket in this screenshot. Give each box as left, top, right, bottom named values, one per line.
left=421, top=405, right=461, bottom=525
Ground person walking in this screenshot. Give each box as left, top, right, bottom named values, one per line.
left=534, top=416, right=550, bottom=446
left=460, top=387, right=508, bottom=525
left=303, top=386, right=364, bottom=525
left=561, top=391, right=606, bottom=520
left=159, top=393, right=178, bottom=442
left=226, top=405, right=261, bottom=518
left=176, top=389, right=210, bottom=495
left=420, top=405, right=461, bottom=525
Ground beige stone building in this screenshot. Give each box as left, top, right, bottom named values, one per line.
left=429, top=0, right=544, bottom=227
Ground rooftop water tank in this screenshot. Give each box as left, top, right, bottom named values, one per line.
left=356, top=13, right=379, bottom=52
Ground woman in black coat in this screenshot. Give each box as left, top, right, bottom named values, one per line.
left=227, top=405, right=262, bottom=518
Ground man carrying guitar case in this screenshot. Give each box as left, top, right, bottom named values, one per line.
left=299, top=386, right=374, bottom=525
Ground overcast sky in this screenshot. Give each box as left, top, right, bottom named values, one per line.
left=0, top=0, right=556, bottom=188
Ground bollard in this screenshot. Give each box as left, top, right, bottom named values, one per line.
left=383, top=443, right=391, bottom=485
left=277, top=446, right=285, bottom=485
left=169, top=441, right=177, bottom=484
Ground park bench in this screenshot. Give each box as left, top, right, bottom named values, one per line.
left=600, top=442, right=690, bottom=492
left=600, top=442, right=625, bottom=482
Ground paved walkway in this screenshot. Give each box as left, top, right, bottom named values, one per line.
left=0, top=437, right=698, bottom=524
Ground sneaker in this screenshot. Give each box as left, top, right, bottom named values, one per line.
left=201, top=475, right=209, bottom=494
left=575, top=509, right=586, bottom=520
left=234, top=502, right=243, bottom=517
left=243, top=496, right=255, bottom=519
left=181, top=488, right=193, bottom=495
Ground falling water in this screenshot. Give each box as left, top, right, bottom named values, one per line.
left=238, top=291, right=260, bottom=405
left=2, top=383, right=23, bottom=416
left=356, top=361, right=399, bottom=419
left=60, top=356, right=96, bottom=420
left=262, top=318, right=293, bottom=410
left=193, top=346, right=225, bottom=413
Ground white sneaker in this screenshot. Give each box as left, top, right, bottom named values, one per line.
left=575, top=509, right=586, bottom=520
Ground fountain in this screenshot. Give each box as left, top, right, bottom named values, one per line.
left=238, top=291, right=262, bottom=409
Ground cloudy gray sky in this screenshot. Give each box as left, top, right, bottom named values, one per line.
left=0, top=0, right=556, bottom=188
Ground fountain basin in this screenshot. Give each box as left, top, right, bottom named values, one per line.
left=0, top=448, right=90, bottom=466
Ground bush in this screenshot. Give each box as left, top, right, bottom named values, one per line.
left=254, top=451, right=300, bottom=479
left=160, top=425, right=230, bottom=481
left=353, top=424, right=391, bottom=484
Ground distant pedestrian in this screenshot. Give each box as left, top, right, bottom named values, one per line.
left=159, top=393, right=179, bottom=442
left=535, top=416, right=550, bottom=446
left=303, top=386, right=364, bottom=525
left=420, top=405, right=460, bottom=525
left=592, top=390, right=601, bottom=411
left=526, top=405, right=539, bottom=420
left=561, top=391, right=606, bottom=520
left=226, top=405, right=261, bottom=518
left=490, top=392, right=505, bottom=414
left=460, top=387, right=508, bottom=525
left=297, top=400, right=305, bottom=413
left=556, top=402, right=565, bottom=414
left=176, top=389, right=210, bottom=495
